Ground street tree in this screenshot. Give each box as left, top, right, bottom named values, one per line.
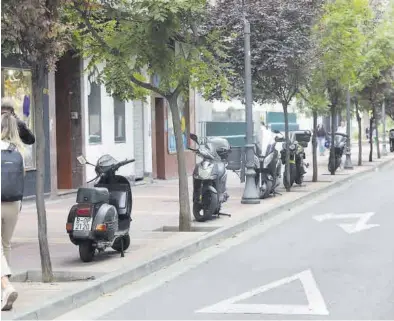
left=212, top=0, right=321, bottom=191
left=315, top=0, right=372, bottom=174
left=355, top=6, right=394, bottom=161
left=68, top=0, right=232, bottom=231
left=298, top=68, right=329, bottom=182
left=1, top=0, right=71, bottom=282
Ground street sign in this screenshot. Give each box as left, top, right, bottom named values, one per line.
left=313, top=212, right=379, bottom=234
left=196, top=269, right=329, bottom=315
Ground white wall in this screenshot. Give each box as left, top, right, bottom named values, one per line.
left=82, top=61, right=136, bottom=181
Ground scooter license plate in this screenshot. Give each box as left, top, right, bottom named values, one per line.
left=73, top=217, right=93, bottom=231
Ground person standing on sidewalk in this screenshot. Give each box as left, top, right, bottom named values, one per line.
left=1, top=113, right=25, bottom=311
left=1, top=97, right=35, bottom=145
left=316, top=124, right=327, bottom=156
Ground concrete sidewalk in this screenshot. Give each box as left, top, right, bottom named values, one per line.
left=2, top=146, right=392, bottom=320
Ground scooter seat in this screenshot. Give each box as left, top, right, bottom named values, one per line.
left=76, top=187, right=110, bottom=204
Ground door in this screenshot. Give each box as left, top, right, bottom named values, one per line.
left=133, top=100, right=145, bottom=180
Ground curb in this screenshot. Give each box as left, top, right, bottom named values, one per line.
left=9, top=157, right=394, bottom=320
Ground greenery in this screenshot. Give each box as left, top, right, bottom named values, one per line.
left=67, top=0, right=234, bottom=231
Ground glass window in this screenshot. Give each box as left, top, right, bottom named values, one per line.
left=88, top=80, right=102, bottom=144
left=114, top=97, right=126, bottom=143
left=1, top=68, right=36, bottom=169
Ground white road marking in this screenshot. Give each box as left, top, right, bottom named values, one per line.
left=313, top=212, right=379, bottom=234
left=196, top=269, right=329, bottom=315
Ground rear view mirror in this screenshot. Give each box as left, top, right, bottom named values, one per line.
left=273, top=129, right=280, bottom=134
left=77, top=155, right=87, bottom=165
left=275, top=136, right=284, bottom=142
left=190, top=133, right=198, bottom=143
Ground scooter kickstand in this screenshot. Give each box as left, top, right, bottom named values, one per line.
left=273, top=190, right=282, bottom=196
left=219, top=212, right=231, bottom=217
left=120, top=238, right=125, bottom=258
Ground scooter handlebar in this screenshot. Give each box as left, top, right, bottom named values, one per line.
left=116, top=159, right=135, bottom=169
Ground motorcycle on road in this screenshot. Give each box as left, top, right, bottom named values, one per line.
left=66, top=154, right=134, bottom=262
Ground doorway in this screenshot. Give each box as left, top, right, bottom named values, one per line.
left=55, top=51, right=83, bottom=190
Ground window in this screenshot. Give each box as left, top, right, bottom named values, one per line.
left=88, top=78, right=102, bottom=144
left=114, top=97, right=126, bottom=143
left=1, top=68, right=36, bottom=169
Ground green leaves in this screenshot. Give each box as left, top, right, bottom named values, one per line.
left=68, top=0, right=230, bottom=101
left=316, top=0, right=373, bottom=88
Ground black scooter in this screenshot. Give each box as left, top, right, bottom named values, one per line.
left=66, top=154, right=134, bottom=262
left=280, top=130, right=311, bottom=187
left=328, top=132, right=348, bottom=172
left=189, top=133, right=231, bottom=222
left=389, top=129, right=394, bottom=152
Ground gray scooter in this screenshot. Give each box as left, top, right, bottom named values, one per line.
left=189, top=133, right=231, bottom=222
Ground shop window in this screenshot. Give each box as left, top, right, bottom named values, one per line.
left=88, top=79, right=102, bottom=144
left=1, top=68, right=36, bottom=169
left=114, top=97, right=126, bottom=143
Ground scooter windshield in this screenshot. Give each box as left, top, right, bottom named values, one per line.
left=199, top=143, right=218, bottom=160
left=97, top=154, right=118, bottom=168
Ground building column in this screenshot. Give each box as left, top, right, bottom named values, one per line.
left=143, top=97, right=153, bottom=180
left=48, top=71, right=58, bottom=197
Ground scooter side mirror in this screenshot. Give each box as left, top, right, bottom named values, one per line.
left=77, top=155, right=87, bottom=165
left=273, top=129, right=280, bottom=134
left=189, top=133, right=198, bottom=143
left=275, top=136, right=285, bottom=142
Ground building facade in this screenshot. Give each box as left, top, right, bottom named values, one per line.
left=1, top=55, right=51, bottom=197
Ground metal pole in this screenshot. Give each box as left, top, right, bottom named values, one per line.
left=382, top=100, right=388, bottom=156
left=241, top=17, right=260, bottom=204
left=344, top=88, right=353, bottom=169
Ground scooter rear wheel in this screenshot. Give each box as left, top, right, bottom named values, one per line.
left=79, top=241, right=95, bottom=263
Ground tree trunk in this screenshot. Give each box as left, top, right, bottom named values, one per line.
left=355, top=103, right=362, bottom=166
left=32, top=63, right=53, bottom=283
left=369, top=116, right=373, bottom=162
left=282, top=102, right=291, bottom=192
left=330, top=105, right=336, bottom=175
left=167, top=95, right=191, bottom=231
left=312, top=111, right=318, bottom=182
left=372, top=104, right=381, bottom=159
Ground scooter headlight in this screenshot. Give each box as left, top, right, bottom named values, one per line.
left=198, top=166, right=213, bottom=179
left=289, top=144, right=296, bottom=151
left=262, top=153, right=274, bottom=168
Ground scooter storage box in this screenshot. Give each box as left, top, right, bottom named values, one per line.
left=76, top=187, right=110, bottom=204
left=207, top=137, right=231, bottom=160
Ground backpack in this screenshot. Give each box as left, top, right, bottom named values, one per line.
left=1, top=143, right=24, bottom=202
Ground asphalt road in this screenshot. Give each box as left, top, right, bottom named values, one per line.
left=57, top=162, right=394, bottom=320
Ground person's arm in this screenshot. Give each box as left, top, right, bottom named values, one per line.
left=17, top=119, right=35, bottom=145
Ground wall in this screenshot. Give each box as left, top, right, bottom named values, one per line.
left=81, top=61, right=136, bottom=182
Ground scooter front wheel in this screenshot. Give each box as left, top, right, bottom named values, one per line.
left=79, top=241, right=95, bottom=263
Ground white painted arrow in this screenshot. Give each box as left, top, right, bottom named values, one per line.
left=313, top=212, right=379, bottom=234
left=196, top=269, right=329, bottom=315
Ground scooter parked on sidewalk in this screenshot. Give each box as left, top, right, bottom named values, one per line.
left=257, top=130, right=284, bottom=199
left=66, top=154, right=135, bottom=262
left=189, top=133, right=231, bottom=222
left=328, top=132, right=348, bottom=172
left=389, top=129, right=394, bottom=152
left=280, top=130, right=311, bottom=188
